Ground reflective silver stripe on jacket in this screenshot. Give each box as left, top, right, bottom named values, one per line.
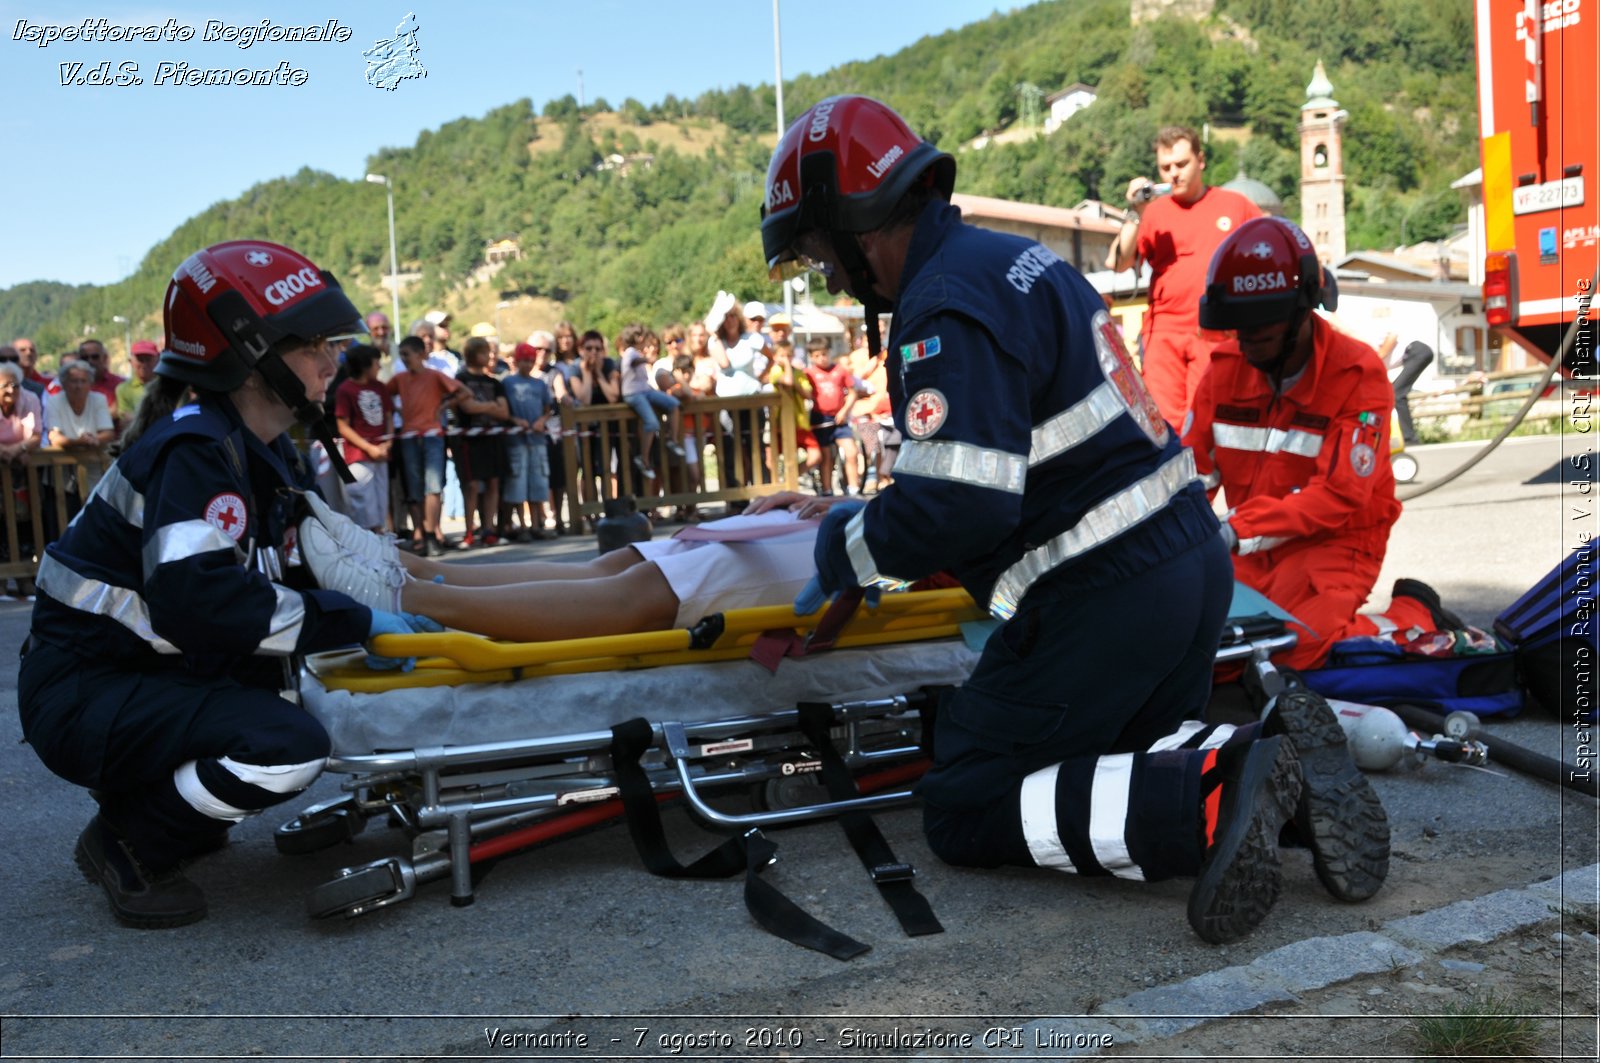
left=893, top=439, right=1027, bottom=494
left=1200, top=466, right=1223, bottom=490
left=34, top=553, right=180, bottom=654
left=1029, top=381, right=1125, bottom=465
left=258, top=585, right=307, bottom=655
left=143, top=519, right=242, bottom=578
left=1212, top=422, right=1325, bottom=459
left=93, top=464, right=145, bottom=528
left=843, top=505, right=909, bottom=591
left=988, top=450, right=1198, bottom=620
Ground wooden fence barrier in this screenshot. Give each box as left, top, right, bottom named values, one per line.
left=558, top=392, right=799, bottom=526
left=0, top=447, right=113, bottom=585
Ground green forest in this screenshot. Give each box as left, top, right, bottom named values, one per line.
left=1, top=0, right=1479, bottom=360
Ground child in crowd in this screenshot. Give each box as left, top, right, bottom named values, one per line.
left=802, top=336, right=862, bottom=496
left=618, top=323, right=685, bottom=483
left=454, top=336, right=511, bottom=547
left=332, top=345, right=393, bottom=533
left=392, top=335, right=465, bottom=556
left=765, top=339, right=820, bottom=485
left=500, top=342, right=556, bottom=541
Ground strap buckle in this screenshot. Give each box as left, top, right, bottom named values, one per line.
left=869, top=861, right=916, bottom=884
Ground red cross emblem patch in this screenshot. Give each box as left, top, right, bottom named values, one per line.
left=905, top=388, right=948, bottom=440
left=204, top=492, right=248, bottom=541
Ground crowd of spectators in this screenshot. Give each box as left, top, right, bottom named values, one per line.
left=300, top=297, right=902, bottom=550
left=0, top=298, right=904, bottom=585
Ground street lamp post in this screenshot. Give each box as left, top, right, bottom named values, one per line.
left=112, top=315, right=131, bottom=361
left=772, top=0, right=793, bottom=324
left=365, top=173, right=402, bottom=358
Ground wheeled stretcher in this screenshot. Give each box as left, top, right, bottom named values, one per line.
left=282, top=585, right=1297, bottom=923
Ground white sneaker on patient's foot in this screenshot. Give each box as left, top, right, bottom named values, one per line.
left=299, top=513, right=406, bottom=612
left=303, top=492, right=403, bottom=574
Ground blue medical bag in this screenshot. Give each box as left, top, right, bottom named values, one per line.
left=1494, top=545, right=1597, bottom=721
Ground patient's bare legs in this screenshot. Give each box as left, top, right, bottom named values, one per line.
left=398, top=545, right=642, bottom=587
left=395, top=546, right=680, bottom=641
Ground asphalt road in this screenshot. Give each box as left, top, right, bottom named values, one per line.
left=0, top=432, right=1594, bottom=1061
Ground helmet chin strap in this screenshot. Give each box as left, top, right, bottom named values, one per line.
left=257, top=354, right=355, bottom=484
left=830, top=231, right=889, bottom=358
left=1260, top=305, right=1310, bottom=393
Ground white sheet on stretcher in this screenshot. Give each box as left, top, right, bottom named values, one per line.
left=300, top=641, right=981, bottom=755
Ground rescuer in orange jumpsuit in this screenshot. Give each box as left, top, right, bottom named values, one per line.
left=1183, top=218, right=1455, bottom=671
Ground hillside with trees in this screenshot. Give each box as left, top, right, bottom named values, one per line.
left=3, top=0, right=1478, bottom=358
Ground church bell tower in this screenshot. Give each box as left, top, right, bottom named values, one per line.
left=1298, top=60, right=1347, bottom=264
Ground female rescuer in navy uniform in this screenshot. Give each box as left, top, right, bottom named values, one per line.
left=18, top=239, right=433, bottom=929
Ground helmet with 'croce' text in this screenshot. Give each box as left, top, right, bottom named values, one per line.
left=761, top=95, right=955, bottom=281
left=161, top=239, right=364, bottom=402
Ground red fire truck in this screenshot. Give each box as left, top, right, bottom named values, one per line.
left=1475, top=0, right=1597, bottom=369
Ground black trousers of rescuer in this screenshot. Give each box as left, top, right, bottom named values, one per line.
left=921, top=529, right=1237, bottom=881
left=19, top=642, right=330, bottom=871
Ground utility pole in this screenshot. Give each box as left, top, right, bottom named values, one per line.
left=773, top=0, right=794, bottom=324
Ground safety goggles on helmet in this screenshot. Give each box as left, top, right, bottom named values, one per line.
left=1197, top=217, right=1336, bottom=332
left=760, top=94, right=955, bottom=282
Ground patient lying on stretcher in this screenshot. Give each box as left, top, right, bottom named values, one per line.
left=299, top=492, right=851, bottom=643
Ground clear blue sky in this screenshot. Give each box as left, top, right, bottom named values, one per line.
left=0, top=0, right=1010, bottom=290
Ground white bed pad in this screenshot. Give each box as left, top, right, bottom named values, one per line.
left=301, top=640, right=980, bottom=755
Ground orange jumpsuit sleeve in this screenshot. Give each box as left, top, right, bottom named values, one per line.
left=1227, top=360, right=1394, bottom=544
left=1182, top=361, right=1223, bottom=500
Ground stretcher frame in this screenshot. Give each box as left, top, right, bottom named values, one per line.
left=281, top=588, right=1297, bottom=920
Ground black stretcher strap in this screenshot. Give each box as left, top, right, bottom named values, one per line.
left=608, top=718, right=870, bottom=961
left=795, top=703, right=944, bottom=937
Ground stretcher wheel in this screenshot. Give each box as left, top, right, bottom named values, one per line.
left=275, top=797, right=363, bottom=855
left=1391, top=452, right=1419, bottom=484
left=306, top=863, right=404, bottom=919
left=755, top=770, right=830, bottom=812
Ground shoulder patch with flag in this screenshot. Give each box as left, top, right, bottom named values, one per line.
left=900, top=336, right=941, bottom=366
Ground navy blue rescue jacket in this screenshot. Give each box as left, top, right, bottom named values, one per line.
left=843, top=201, right=1218, bottom=617
left=30, top=395, right=371, bottom=686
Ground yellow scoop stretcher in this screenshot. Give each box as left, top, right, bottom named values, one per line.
left=315, top=587, right=987, bottom=692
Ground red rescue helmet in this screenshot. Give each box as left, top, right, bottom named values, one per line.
left=161, top=239, right=364, bottom=395
left=1198, top=217, right=1337, bottom=331
left=761, top=95, right=955, bottom=279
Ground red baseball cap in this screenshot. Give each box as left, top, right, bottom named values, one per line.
left=513, top=342, right=540, bottom=362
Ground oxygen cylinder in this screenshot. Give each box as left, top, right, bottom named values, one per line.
left=596, top=496, right=653, bottom=555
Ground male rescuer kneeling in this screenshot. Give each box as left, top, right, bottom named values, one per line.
left=761, top=95, right=1388, bottom=944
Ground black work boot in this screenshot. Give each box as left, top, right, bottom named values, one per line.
left=1391, top=578, right=1465, bottom=631
left=74, top=816, right=208, bottom=929
left=1188, top=735, right=1303, bottom=945
left=1267, top=689, right=1391, bottom=902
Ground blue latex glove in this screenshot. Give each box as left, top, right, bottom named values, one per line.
left=365, top=609, right=445, bottom=672
left=793, top=575, right=881, bottom=616
left=794, top=501, right=877, bottom=615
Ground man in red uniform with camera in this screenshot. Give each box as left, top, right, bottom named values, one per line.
left=1106, top=126, right=1262, bottom=427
